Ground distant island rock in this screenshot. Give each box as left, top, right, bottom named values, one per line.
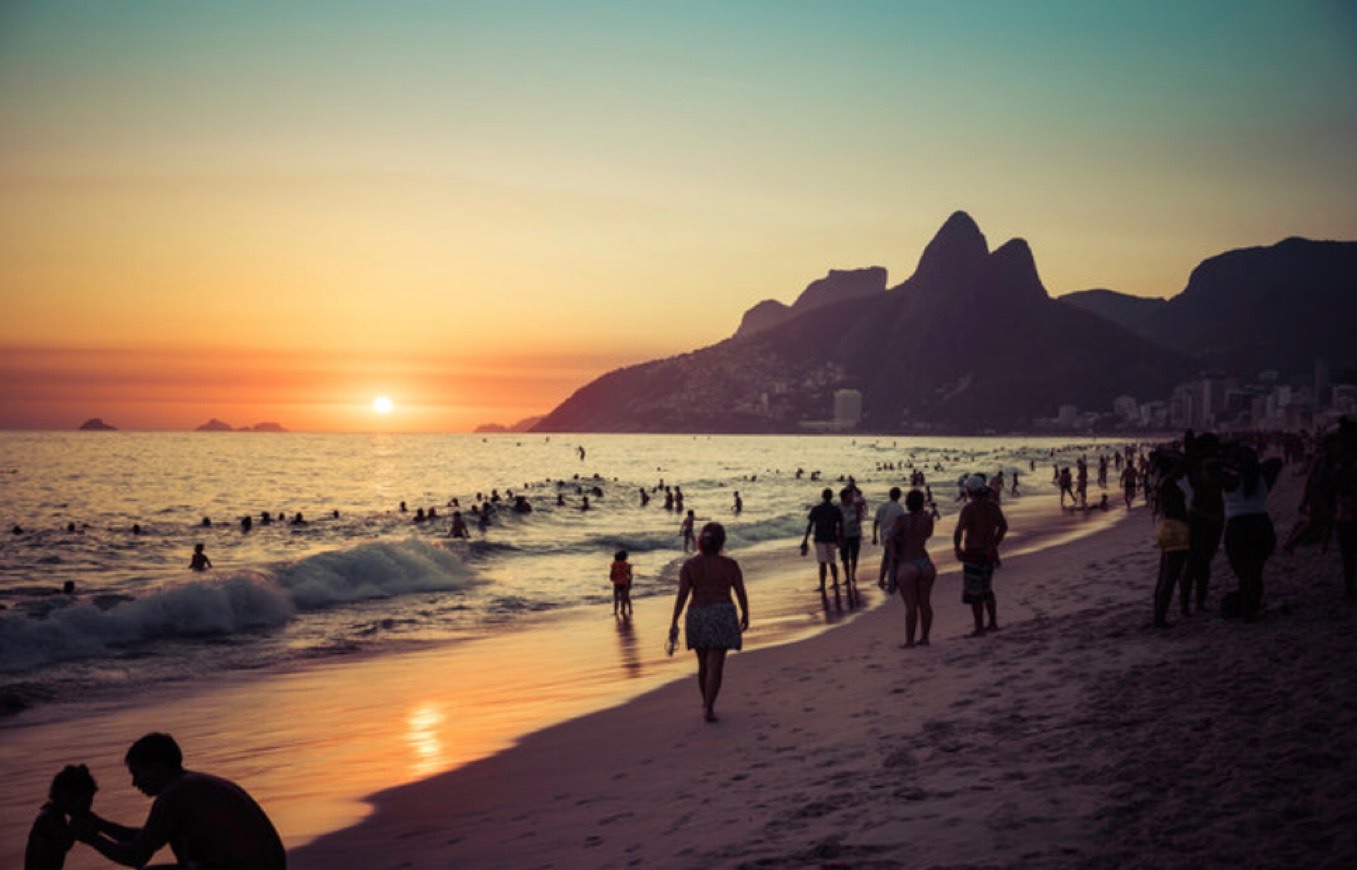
left=193, top=419, right=288, bottom=432
left=77, top=418, right=117, bottom=431
left=474, top=415, right=546, bottom=434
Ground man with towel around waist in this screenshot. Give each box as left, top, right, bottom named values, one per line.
left=954, top=473, right=1008, bottom=637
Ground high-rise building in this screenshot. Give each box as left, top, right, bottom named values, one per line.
left=834, top=389, right=862, bottom=429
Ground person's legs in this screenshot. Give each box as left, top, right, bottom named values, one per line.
left=1185, top=520, right=1222, bottom=612
left=1337, top=521, right=1357, bottom=599
left=918, top=564, right=936, bottom=643
left=702, top=648, right=728, bottom=721
left=1154, top=550, right=1187, bottom=626
left=897, top=563, right=920, bottom=647
left=984, top=592, right=999, bottom=630
left=613, top=586, right=622, bottom=616
left=969, top=601, right=985, bottom=635
left=1226, top=517, right=1273, bottom=619
left=695, top=649, right=708, bottom=705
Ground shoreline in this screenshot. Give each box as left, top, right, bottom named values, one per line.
left=291, top=468, right=1357, bottom=869
left=0, top=488, right=1113, bottom=870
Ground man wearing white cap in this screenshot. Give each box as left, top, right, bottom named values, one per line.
left=954, top=473, right=1008, bottom=636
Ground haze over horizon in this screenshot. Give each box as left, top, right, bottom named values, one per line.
left=3, top=1, right=1355, bottom=433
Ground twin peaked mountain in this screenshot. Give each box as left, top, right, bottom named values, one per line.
left=533, top=212, right=1356, bottom=433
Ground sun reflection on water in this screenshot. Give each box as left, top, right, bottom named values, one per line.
left=406, top=703, right=447, bottom=777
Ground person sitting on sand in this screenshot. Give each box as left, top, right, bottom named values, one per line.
left=26, top=764, right=98, bottom=870
left=953, top=474, right=1007, bottom=637
left=71, top=732, right=285, bottom=870
left=668, top=523, right=750, bottom=723
left=610, top=549, right=633, bottom=617
left=188, top=544, right=211, bottom=572
left=890, top=489, right=936, bottom=648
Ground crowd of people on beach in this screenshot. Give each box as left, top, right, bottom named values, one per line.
left=661, top=421, right=1357, bottom=730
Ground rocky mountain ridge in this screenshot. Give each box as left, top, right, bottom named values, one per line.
left=533, top=211, right=1209, bottom=433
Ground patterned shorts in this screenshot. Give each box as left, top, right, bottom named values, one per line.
left=962, top=561, right=994, bottom=604
left=685, top=602, right=743, bottom=651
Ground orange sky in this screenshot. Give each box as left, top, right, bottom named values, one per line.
left=2, top=2, right=1355, bottom=431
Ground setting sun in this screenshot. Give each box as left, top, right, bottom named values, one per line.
left=372, top=396, right=394, bottom=414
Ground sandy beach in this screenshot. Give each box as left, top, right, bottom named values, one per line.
left=291, top=467, right=1357, bottom=869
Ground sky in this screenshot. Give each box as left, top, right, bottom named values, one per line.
left=2, top=0, right=1355, bottom=432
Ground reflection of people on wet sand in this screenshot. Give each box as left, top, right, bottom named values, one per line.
left=26, top=764, right=98, bottom=870
left=72, top=732, right=285, bottom=870
left=669, top=523, right=749, bottom=723
left=954, top=474, right=1007, bottom=637
left=188, top=544, right=211, bottom=572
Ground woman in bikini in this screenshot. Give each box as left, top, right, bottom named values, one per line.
left=669, top=522, right=750, bottom=722
left=891, top=489, right=936, bottom=648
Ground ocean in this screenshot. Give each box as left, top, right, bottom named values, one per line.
left=0, top=431, right=1127, bottom=865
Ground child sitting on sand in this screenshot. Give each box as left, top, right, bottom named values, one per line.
left=26, top=764, right=97, bottom=870
left=610, top=550, right=633, bottom=617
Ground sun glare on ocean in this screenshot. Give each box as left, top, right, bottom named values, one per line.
left=372, top=396, right=394, bottom=414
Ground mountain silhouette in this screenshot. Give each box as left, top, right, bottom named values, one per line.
left=533, top=211, right=1199, bottom=433
left=1061, top=237, right=1357, bottom=377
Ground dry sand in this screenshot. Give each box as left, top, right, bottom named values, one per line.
left=292, top=467, right=1357, bottom=869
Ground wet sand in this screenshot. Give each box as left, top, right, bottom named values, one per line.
left=290, top=470, right=1357, bottom=869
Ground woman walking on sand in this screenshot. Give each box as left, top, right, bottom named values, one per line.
left=891, top=489, right=937, bottom=647
left=669, top=522, right=750, bottom=723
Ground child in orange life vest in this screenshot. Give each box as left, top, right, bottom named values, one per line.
left=610, top=550, right=633, bottom=617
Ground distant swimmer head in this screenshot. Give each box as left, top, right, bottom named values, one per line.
left=965, top=474, right=988, bottom=495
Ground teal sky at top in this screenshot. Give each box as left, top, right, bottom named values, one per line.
left=2, top=0, right=1355, bottom=312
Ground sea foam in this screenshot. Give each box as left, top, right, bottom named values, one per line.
left=0, top=539, right=477, bottom=673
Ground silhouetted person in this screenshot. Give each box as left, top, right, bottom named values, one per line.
left=291, top=512, right=306, bottom=525
left=241, top=515, right=252, bottom=533
left=62, top=580, right=75, bottom=596
left=1152, top=453, right=1191, bottom=627
left=26, top=764, right=97, bottom=870
left=448, top=511, right=468, bottom=538
left=954, top=474, right=1007, bottom=636
left=800, top=488, right=843, bottom=593
left=72, top=732, right=286, bottom=869
left=1183, top=431, right=1225, bottom=612
left=1221, top=444, right=1283, bottom=620
left=188, top=544, right=211, bottom=572
left=668, top=523, right=749, bottom=723
left=200, top=517, right=211, bottom=528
